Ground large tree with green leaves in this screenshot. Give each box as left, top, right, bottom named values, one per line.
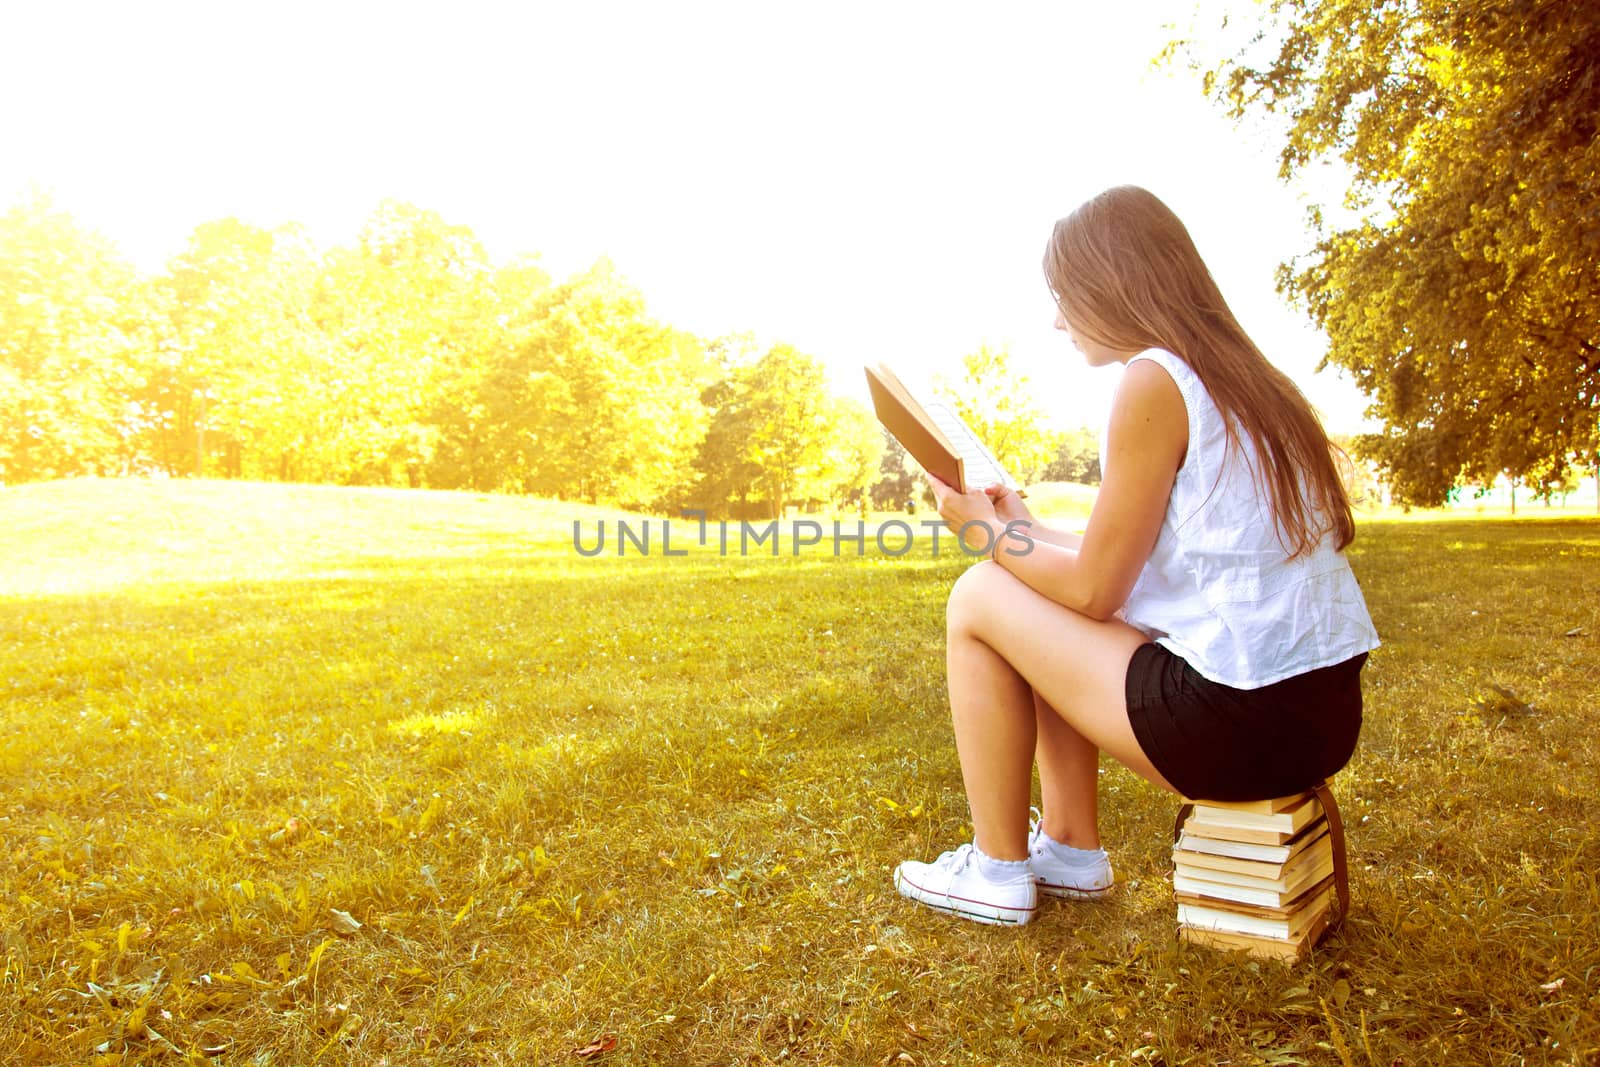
left=310, top=201, right=495, bottom=486
left=869, top=435, right=921, bottom=511
left=155, top=218, right=331, bottom=479
left=0, top=194, right=156, bottom=482
left=480, top=259, right=713, bottom=506
left=805, top=394, right=883, bottom=511
left=1042, top=427, right=1101, bottom=486
left=690, top=340, right=880, bottom=517
left=933, top=345, right=1061, bottom=486
left=1183, top=1, right=1600, bottom=505
left=423, top=255, right=552, bottom=491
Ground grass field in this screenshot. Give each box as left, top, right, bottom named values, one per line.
left=2, top=479, right=1598, bottom=1065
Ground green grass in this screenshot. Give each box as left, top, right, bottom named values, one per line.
left=1012, top=480, right=1100, bottom=525
left=2, top=480, right=1598, bottom=1065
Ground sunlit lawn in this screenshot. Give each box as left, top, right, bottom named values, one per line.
left=2, top=480, right=1598, bottom=1065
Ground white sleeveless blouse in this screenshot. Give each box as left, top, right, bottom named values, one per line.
left=1111, top=349, right=1380, bottom=689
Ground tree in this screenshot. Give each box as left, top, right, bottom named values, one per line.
left=1042, top=427, right=1101, bottom=485
left=153, top=218, right=330, bottom=480
left=481, top=260, right=712, bottom=506
left=0, top=194, right=158, bottom=482
left=310, top=201, right=494, bottom=486
left=803, top=395, right=883, bottom=510
left=737, top=345, right=836, bottom=517
left=933, top=345, right=1062, bottom=485
left=424, top=255, right=553, bottom=491
left=688, top=340, right=867, bottom=517
left=1179, top=1, right=1600, bottom=506
left=870, top=434, right=920, bottom=510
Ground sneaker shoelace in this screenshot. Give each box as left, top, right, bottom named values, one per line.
left=935, top=844, right=977, bottom=909
left=937, top=843, right=977, bottom=873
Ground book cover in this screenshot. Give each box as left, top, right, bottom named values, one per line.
left=1175, top=873, right=1335, bottom=920
left=1182, top=816, right=1295, bottom=847
left=1179, top=910, right=1331, bottom=961
left=1174, top=851, right=1336, bottom=909
left=1176, top=822, right=1328, bottom=865
left=864, top=363, right=1018, bottom=494
left=1183, top=807, right=1325, bottom=846
left=1182, top=792, right=1310, bottom=817
left=1174, top=834, right=1335, bottom=886
left=1191, top=793, right=1321, bottom=835
left=1176, top=881, right=1334, bottom=940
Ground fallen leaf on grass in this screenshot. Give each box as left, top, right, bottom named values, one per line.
left=1472, top=684, right=1535, bottom=717
left=328, top=908, right=362, bottom=935
left=306, top=937, right=335, bottom=976
left=416, top=795, right=446, bottom=835
left=573, top=1034, right=617, bottom=1058
left=270, top=974, right=308, bottom=1009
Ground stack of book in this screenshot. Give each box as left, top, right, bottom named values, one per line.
left=1173, top=792, right=1339, bottom=961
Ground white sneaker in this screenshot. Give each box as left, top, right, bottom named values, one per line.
left=893, top=843, right=1037, bottom=926
left=1028, top=810, right=1114, bottom=899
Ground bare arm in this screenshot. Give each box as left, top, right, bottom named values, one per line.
left=981, top=485, right=1084, bottom=549
left=1021, top=522, right=1084, bottom=551
left=931, top=359, right=1186, bottom=620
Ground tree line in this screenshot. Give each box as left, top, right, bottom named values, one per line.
left=1, top=194, right=1093, bottom=515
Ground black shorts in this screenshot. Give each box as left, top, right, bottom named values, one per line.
left=1125, top=642, right=1366, bottom=802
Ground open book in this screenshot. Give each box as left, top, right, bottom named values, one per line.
left=864, top=363, right=1020, bottom=494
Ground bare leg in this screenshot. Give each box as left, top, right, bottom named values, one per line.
left=946, top=561, right=1178, bottom=863
left=1033, top=690, right=1101, bottom=849
left=947, top=616, right=1038, bottom=860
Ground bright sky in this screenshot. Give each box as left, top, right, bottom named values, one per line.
left=0, top=1, right=1372, bottom=433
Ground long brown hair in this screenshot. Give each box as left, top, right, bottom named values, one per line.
left=1044, top=185, right=1354, bottom=555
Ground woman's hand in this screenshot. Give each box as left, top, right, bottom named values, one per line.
left=984, top=484, right=1035, bottom=528
left=925, top=473, right=1001, bottom=553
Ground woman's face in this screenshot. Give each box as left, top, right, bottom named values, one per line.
left=1054, top=307, right=1132, bottom=368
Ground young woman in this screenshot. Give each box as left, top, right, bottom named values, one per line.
left=894, top=185, right=1381, bottom=926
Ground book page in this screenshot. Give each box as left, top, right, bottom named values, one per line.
left=924, top=402, right=1018, bottom=491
